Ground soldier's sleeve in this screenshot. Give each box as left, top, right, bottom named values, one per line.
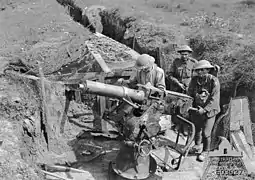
left=167, top=60, right=180, bottom=85
left=204, top=78, right=221, bottom=118
left=191, top=59, right=198, bottom=77
left=126, top=71, right=138, bottom=88
left=156, top=68, right=166, bottom=91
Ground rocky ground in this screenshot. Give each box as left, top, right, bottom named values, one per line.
left=1, top=0, right=255, bottom=180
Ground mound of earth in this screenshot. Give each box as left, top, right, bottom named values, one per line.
left=7, top=31, right=138, bottom=77
left=87, top=33, right=135, bottom=63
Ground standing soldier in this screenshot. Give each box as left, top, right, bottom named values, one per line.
left=187, top=60, right=221, bottom=162
left=117, top=54, right=166, bottom=91
left=167, top=45, right=198, bottom=93
left=167, top=45, right=197, bottom=135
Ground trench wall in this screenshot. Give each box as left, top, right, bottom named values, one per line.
left=53, top=0, right=255, bottom=124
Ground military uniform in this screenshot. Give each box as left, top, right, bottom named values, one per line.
left=168, top=57, right=198, bottom=93
left=129, top=64, right=166, bottom=91
left=188, top=74, right=220, bottom=152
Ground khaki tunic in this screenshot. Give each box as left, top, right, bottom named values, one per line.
left=168, top=57, right=197, bottom=92
left=128, top=64, right=166, bottom=91
left=187, top=74, right=221, bottom=118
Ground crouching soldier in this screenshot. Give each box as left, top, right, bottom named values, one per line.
left=117, top=54, right=166, bottom=91
left=187, top=60, right=221, bottom=162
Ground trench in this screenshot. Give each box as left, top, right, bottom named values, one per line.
left=55, top=0, right=236, bottom=104
left=56, top=0, right=164, bottom=68
left=1, top=1, right=255, bottom=180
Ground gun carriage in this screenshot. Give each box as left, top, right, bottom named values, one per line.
left=66, top=80, right=195, bottom=180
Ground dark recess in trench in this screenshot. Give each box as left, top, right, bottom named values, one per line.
left=55, top=0, right=163, bottom=67
left=56, top=0, right=96, bottom=33
left=99, top=9, right=163, bottom=67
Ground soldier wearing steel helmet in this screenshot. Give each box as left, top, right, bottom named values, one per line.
left=167, top=45, right=198, bottom=135
left=167, top=45, right=198, bottom=93
left=117, top=54, right=166, bottom=91
left=187, top=60, right=221, bottom=162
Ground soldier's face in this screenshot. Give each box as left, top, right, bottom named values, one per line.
left=139, top=63, right=153, bottom=72
left=180, top=51, right=190, bottom=61
left=195, top=68, right=209, bottom=77
left=141, top=66, right=152, bottom=72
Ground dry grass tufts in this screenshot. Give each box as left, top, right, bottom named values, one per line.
left=151, top=0, right=188, bottom=12
left=189, top=30, right=255, bottom=92
left=180, top=9, right=255, bottom=93
left=239, top=0, right=255, bottom=8
left=181, top=12, right=228, bottom=30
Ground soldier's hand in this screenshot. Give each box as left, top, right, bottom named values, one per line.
left=117, top=78, right=124, bottom=84
left=145, top=82, right=153, bottom=87
left=197, top=106, right=206, bottom=115
left=178, top=83, right=186, bottom=90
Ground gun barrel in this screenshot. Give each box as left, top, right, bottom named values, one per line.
left=83, top=80, right=145, bottom=103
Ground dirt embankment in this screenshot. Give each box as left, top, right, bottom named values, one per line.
left=2, top=0, right=255, bottom=179
left=0, top=1, right=95, bottom=179
left=0, top=75, right=43, bottom=180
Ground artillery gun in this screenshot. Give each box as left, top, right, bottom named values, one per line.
left=66, top=80, right=195, bottom=180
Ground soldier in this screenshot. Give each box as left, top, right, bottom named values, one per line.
left=117, top=54, right=166, bottom=91
left=167, top=45, right=197, bottom=93
left=187, top=60, right=221, bottom=162
left=167, top=45, right=197, bottom=135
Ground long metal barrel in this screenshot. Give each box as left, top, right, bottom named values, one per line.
left=83, top=80, right=145, bottom=103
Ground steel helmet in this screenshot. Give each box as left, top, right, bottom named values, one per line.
left=177, top=45, right=193, bottom=53
left=135, top=54, right=155, bottom=69
left=193, top=60, right=214, bottom=70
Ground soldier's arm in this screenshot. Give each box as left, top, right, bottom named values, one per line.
left=125, top=72, right=138, bottom=88
left=156, top=69, right=166, bottom=91
left=167, top=61, right=180, bottom=85
left=203, top=78, right=221, bottom=117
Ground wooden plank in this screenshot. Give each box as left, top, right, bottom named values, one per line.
left=237, top=130, right=253, bottom=159
left=38, top=61, right=52, bottom=150
left=6, top=70, right=42, bottom=80
left=230, top=132, right=247, bottom=159
left=98, top=75, right=108, bottom=133
left=86, top=42, right=112, bottom=73
left=60, top=96, right=70, bottom=134
left=230, top=131, right=253, bottom=159
left=230, top=97, right=254, bottom=146
left=41, top=170, right=72, bottom=180
left=229, top=98, right=242, bottom=131
left=241, top=98, right=254, bottom=146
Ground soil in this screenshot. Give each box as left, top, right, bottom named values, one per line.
left=1, top=0, right=255, bottom=180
